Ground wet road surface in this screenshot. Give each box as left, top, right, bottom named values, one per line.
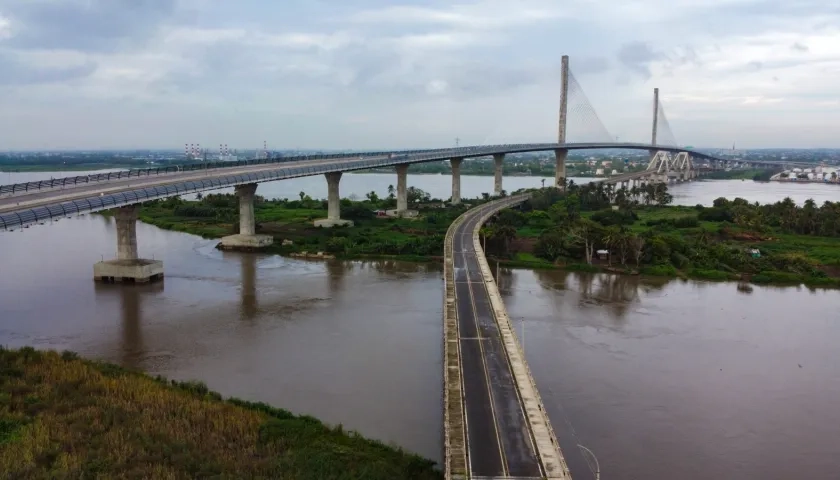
left=453, top=202, right=542, bottom=478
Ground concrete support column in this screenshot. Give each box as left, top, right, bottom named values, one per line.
left=493, top=154, right=505, bottom=195
left=326, top=172, right=342, bottom=220
left=312, top=172, right=353, bottom=227
left=554, top=149, right=568, bottom=190
left=235, top=183, right=258, bottom=236
left=221, top=183, right=275, bottom=248
left=94, top=204, right=163, bottom=282
left=450, top=158, right=463, bottom=205
left=396, top=164, right=409, bottom=212
left=115, top=205, right=140, bottom=261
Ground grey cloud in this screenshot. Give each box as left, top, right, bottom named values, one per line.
left=791, top=42, right=809, bottom=52
left=6, top=0, right=175, bottom=52
left=748, top=61, right=763, bottom=71
left=571, top=56, right=610, bottom=75
left=154, top=33, right=544, bottom=101
left=617, top=41, right=663, bottom=79
left=0, top=52, right=96, bottom=85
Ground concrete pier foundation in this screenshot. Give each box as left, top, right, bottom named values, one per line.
left=94, top=205, right=163, bottom=283
left=221, top=183, right=274, bottom=249
left=554, top=149, right=567, bottom=190
left=450, top=158, right=463, bottom=205
left=493, top=153, right=504, bottom=195
left=314, top=172, right=353, bottom=227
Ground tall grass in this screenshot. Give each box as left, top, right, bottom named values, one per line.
left=0, top=347, right=441, bottom=479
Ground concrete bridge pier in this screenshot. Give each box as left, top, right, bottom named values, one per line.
left=315, top=172, right=353, bottom=227
left=554, top=148, right=567, bottom=190
left=493, top=153, right=505, bottom=195
left=221, top=183, right=275, bottom=248
left=391, top=164, right=418, bottom=218
left=450, top=157, right=463, bottom=205
left=94, top=205, right=163, bottom=283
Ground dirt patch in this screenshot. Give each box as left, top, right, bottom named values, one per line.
left=719, top=227, right=773, bottom=242
left=816, top=265, right=840, bottom=278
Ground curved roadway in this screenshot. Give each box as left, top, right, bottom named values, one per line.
left=449, top=196, right=568, bottom=479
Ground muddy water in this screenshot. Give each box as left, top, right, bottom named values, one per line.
left=0, top=215, right=443, bottom=461
left=502, top=270, right=840, bottom=480
left=2, top=172, right=839, bottom=477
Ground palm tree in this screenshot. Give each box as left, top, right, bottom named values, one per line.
left=387, top=184, right=395, bottom=198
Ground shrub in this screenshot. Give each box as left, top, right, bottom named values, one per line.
left=591, top=209, right=637, bottom=226
left=641, top=264, right=678, bottom=276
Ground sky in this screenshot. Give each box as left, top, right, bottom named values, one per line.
left=0, top=0, right=838, bottom=150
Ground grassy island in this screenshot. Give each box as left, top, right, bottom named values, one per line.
left=135, top=181, right=840, bottom=288
left=0, top=347, right=441, bottom=479
left=138, top=187, right=489, bottom=261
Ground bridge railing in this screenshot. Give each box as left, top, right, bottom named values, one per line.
left=0, top=153, right=474, bottom=230
left=0, top=142, right=749, bottom=200
left=0, top=148, right=456, bottom=195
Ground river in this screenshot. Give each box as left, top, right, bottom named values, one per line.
left=1, top=172, right=839, bottom=479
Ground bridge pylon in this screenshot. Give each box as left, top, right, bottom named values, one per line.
left=555, top=55, right=569, bottom=190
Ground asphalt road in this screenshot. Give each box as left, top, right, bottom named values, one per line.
left=0, top=155, right=388, bottom=214
left=453, top=201, right=542, bottom=478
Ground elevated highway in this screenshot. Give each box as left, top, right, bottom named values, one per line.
left=0, top=141, right=785, bottom=231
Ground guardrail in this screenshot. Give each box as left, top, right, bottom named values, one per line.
left=0, top=142, right=735, bottom=196
left=470, top=195, right=570, bottom=478
left=0, top=153, right=475, bottom=231
left=0, top=148, right=454, bottom=195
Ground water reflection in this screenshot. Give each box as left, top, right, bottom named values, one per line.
left=0, top=216, right=444, bottom=462
left=94, top=281, right=164, bottom=370
left=505, top=269, right=840, bottom=480
left=325, top=259, right=348, bottom=298
left=236, top=253, right=258, bottom=320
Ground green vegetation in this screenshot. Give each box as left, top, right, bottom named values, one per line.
left=703, top=168, right=780, bottom=181
left=0, top=347, right=440, bottom=479
left=481, top=181, right=840, bottom=288
left=134, top=178, right=840, bottom=288
left=138, top=188, right=489, bottom=259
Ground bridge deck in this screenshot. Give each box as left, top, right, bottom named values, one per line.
left=453, top=203, right=543, bottom=478
left=1, top=142, right=745, bottom=231
left=446, top=198, right=570, bottom=479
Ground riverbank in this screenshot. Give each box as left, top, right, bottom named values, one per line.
left=490, top=186, right=840, bottom=288
left=1, top=164, right=132, bottom=173
left=134, top=187, right=840, bottom=288
left=0, top=347, right=441, bottom=479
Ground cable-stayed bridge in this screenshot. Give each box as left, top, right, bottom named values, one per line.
left=0, top=54, right=800, bottom=480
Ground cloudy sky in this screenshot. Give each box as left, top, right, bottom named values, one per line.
left=0, top=0, right=838, bottom=150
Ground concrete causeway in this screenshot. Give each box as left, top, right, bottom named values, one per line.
left=443, top=194, right=570, bottom=480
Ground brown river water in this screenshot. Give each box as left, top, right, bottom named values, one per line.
left=1, top=174, right=839, bottom=479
